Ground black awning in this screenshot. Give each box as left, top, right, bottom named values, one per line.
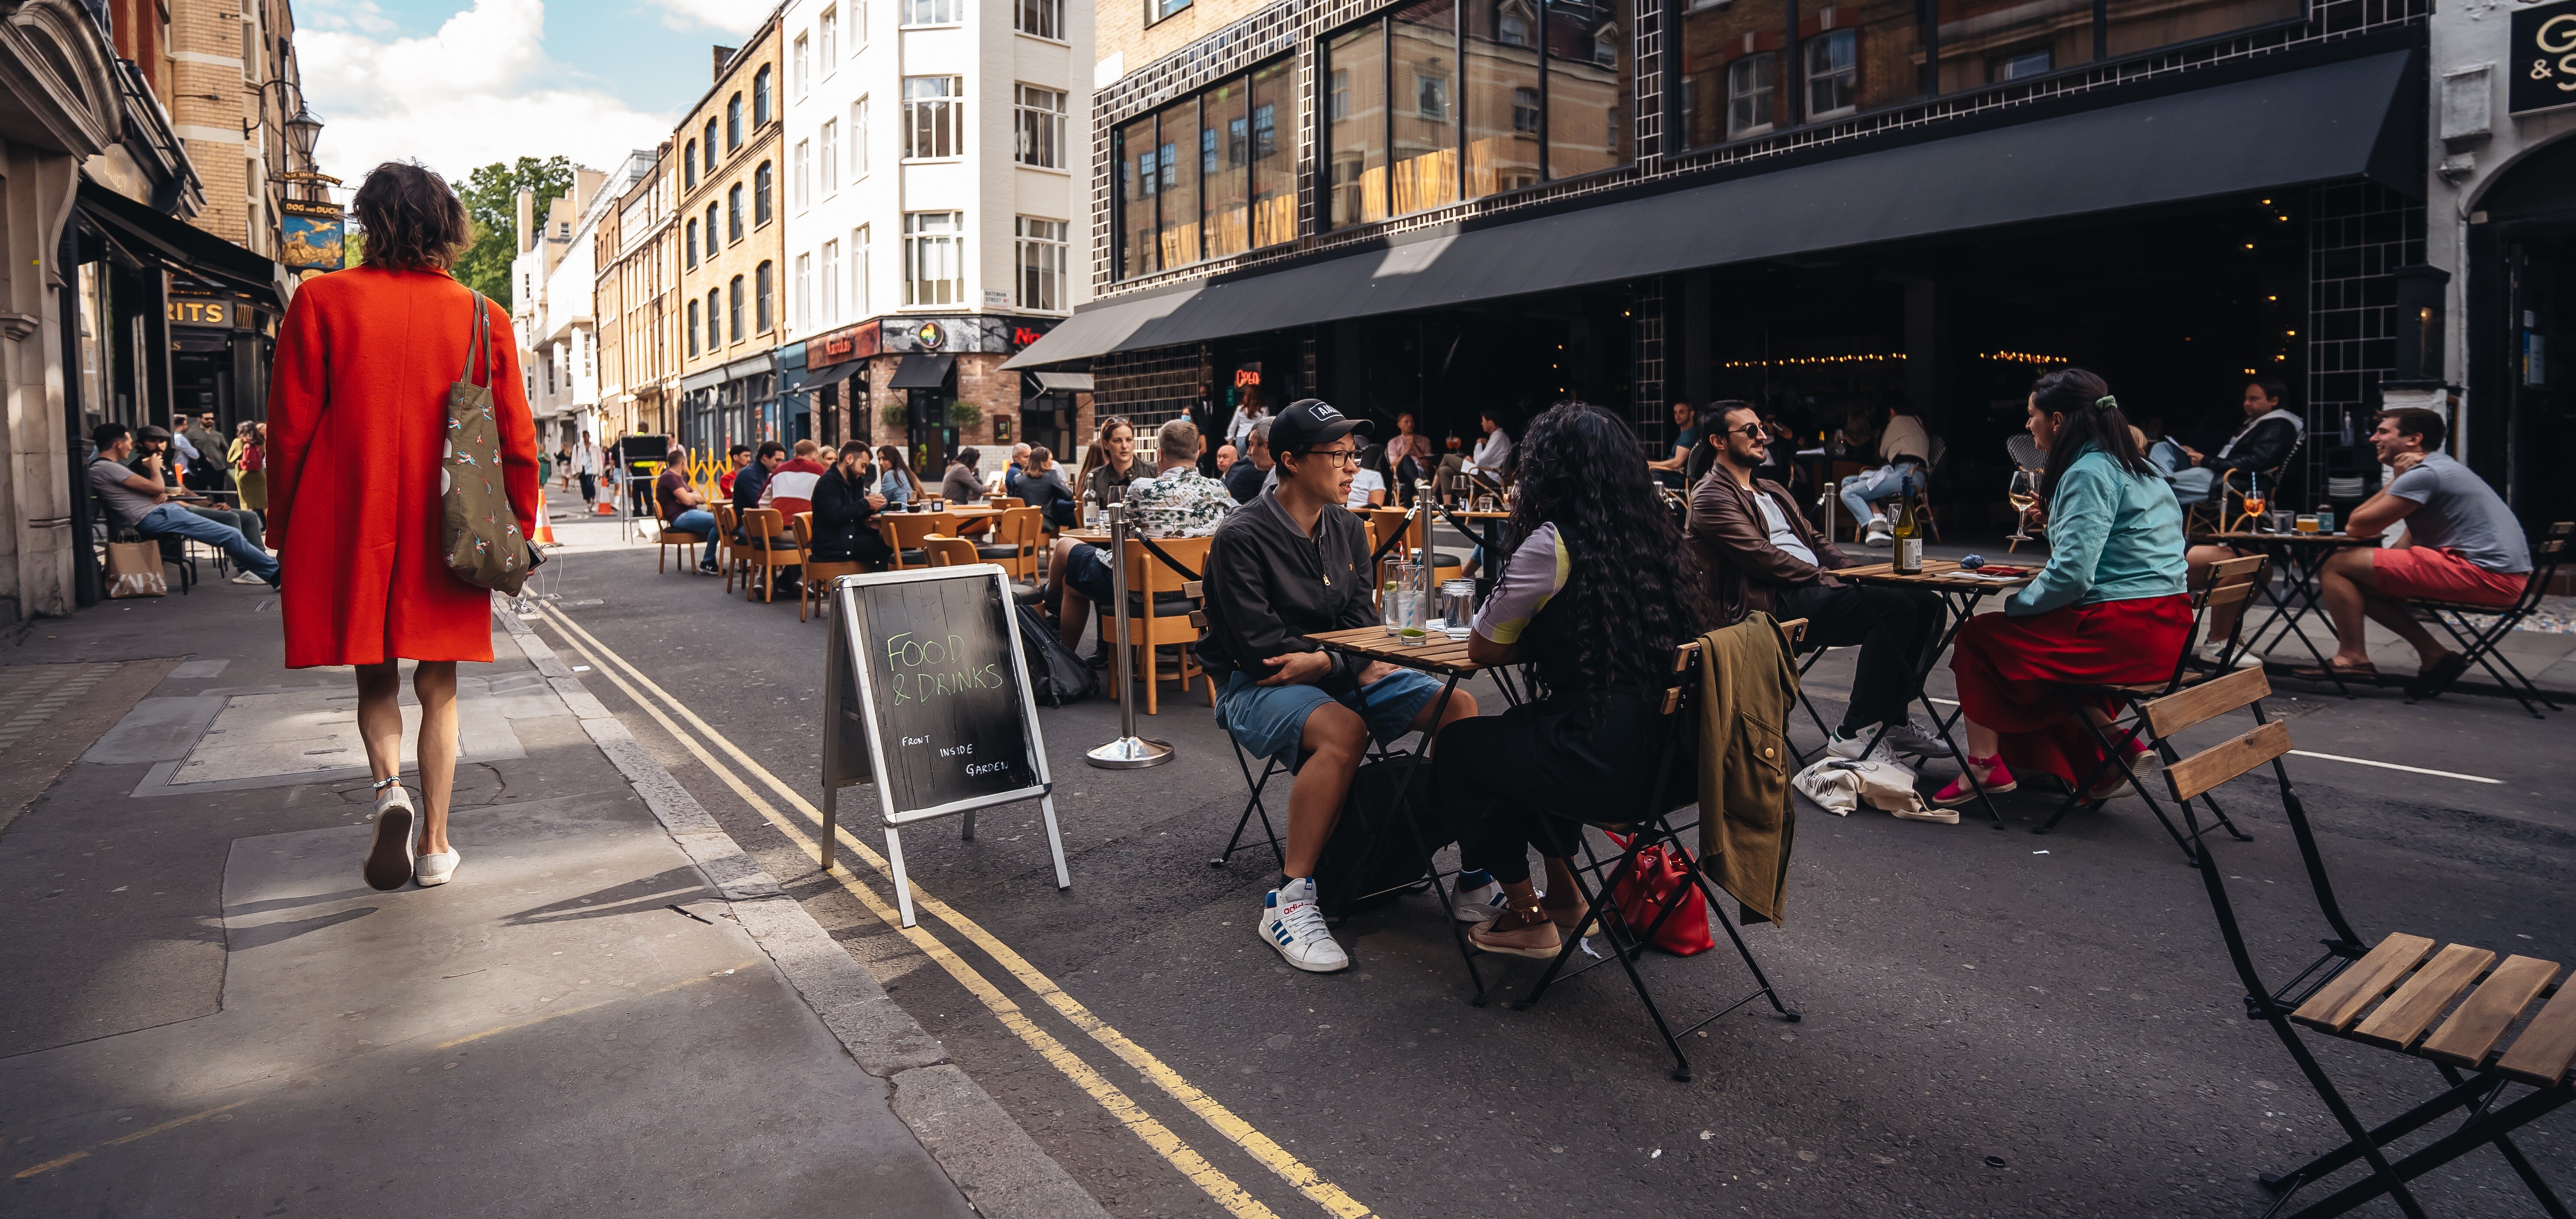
left=888, top=353, right=956, bottom=389
left=1007, top=48, right=2420, bottom=369
left=78, top=181, right=286, bottom=307
left=802, top=361, right=864, bottom=392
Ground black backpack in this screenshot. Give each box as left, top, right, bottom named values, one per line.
left=1314, top=756, right=1453, bottom=918
left=1014, top=605, right=1098, bottom=707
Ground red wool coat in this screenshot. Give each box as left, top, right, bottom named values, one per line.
left=266, top=267, right=541, bottom=667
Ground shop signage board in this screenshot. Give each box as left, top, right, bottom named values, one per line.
left=2512, top=0, right=2576, bottom=116
left=167, top=297, right=241, bottom=328
left=821, top=565, right=1068, bottom=926
left=878, top=315, right=1061, bottom=354
left=281, top=200, right=346, bottom=271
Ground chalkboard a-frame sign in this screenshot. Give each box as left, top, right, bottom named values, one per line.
left=822, top=565, right=1068, bottom=927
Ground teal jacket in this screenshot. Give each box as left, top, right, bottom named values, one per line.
left=2009, top=445, right=2188, bottom=616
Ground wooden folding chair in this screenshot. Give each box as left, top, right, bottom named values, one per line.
left=980, top=505, right=1043, bottom=581
left=2168, top=698, right=2575, bottom=1219
left=986, top=496, right=1023, bottom=510
left=921, top=536, right=978, bottom=567
left=1508, top=619, right=1806, bottom=1082
left=656, top=518, right=707, bottom=573
left=713, top=503, right=743, bottom=593
left=876, top=511, right=954, bottom=571
left=1106, top=534, right=1214, bottom=715
left=737, top=507, right=804, bottom=603
left=792, top=512, right=872, bottom=624
left=2405, top=522, right=2569, bottom=718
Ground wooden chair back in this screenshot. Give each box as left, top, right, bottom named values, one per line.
left=987, top=496, right=1023, bottom=510
left=1108, top=534, right=1216, bottom=715
left=793, top=512, right=873, bottom=623
left=922, top=536, right=979, bottom=567
left=877, top=511, right=956, bottom=569
left=2207, top=553, right=2269, bottom=587
left=993, top=507, right=1043, bottom=578
left=712, top=503, right=742, bottom=591
left=2147, top=669, right=2293, bottom=803
left=738, top=507, right=803, bottom=603
left=1363, top=506, right=1416, bottom=559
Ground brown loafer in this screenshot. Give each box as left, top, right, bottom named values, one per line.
left=1470, top=915, right=1564, bottom=960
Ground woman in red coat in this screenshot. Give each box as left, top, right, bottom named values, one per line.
left=267, top=162, right=541, bottom=893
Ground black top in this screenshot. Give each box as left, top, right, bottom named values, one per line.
left=1223, top=460, right=1266, bottom=504
left=1197, top=490, right=1378, bottom=685
left=809, top=467, right=891, bottom=563
left=1085, top=455, right=1152, bottom=510
left=2204, top=415, right=2299, bottom=476
left=1018, top=467, right=1076, bottom=516
left=733, top=462, right=771, bottom=515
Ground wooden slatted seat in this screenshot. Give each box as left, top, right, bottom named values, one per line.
left=2170, top=706, right=2573, bottom=1218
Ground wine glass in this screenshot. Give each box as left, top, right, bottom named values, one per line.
left=2006, top=470, right=2039, bottom=544
left=2241, top=474, right=2267, bottom=533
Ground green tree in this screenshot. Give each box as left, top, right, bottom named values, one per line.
left=450, top=155, right=574, bottom=308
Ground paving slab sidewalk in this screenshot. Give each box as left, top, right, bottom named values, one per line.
left=0, top=582, right=1104, bottom=1219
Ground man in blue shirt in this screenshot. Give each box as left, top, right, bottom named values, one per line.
left=1645, top=400, right=1701, bottom=490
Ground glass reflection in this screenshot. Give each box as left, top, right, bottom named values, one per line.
left=2104, top=0, right=2299, bottom=56
left=1545, top=0, right=1629, bottom=179
left=1327, top=24, right=1389, bottom=226
left=1676, top=0, right=1787, bottom=147
left=1116, top=118, right=1157, bottom=279
left=1249, top=59, right=1298, bottom=247
left=1203, top=80, right=1250, bottom=258
left=1156, top=96, right=1202, bottom=266
left=1391, top=0, right=1461, bottom=216
left=1465, top=0, right=1542, bottom=198
left=1935, top=0, right=2091, bottom=91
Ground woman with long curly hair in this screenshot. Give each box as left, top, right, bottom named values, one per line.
left=1937, top=368, right=2189, bottom=807
left=1433, top=402, right=1718, bottom=959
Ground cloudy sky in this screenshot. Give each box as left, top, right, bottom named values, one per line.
left=296, top=0, right=760, bottom=194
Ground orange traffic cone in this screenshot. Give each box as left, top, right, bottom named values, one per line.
left=531, top=486, right=557, bottom=546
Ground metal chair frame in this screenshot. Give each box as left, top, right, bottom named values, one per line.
left=2403, top=523, right=2569, bottom=719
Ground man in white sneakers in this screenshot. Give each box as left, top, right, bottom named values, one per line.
left=1198, top=400, right=1479, bottom=971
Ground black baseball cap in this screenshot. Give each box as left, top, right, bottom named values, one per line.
left=1268, top=399, right=1373, bottom=455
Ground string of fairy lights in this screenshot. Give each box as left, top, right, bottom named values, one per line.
left=1717, top=350, right=2073, bottom=369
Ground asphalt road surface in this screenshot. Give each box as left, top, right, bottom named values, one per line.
left=523, top=524, right=2575, bottom=1218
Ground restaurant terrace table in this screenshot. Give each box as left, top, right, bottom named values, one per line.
left=2187, top=531, right=2376, bottom=698
left=1309, top=624, right=1495, bottom=1002
left=1829, top=558, right=2036, bottom=827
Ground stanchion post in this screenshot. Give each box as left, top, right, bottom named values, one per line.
left=1086, top=503, right=1173, bottom=770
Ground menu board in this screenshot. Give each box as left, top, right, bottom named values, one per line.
left=825, top=567, right=1047, bottom=824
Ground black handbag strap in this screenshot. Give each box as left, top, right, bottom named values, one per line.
left=1133, top=534, right=1201, bottom=581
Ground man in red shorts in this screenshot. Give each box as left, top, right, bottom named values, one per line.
left=2306, top=406, right=2532, bottom=695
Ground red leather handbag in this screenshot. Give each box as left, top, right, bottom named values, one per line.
left=1603, top=832, right=1715, bottom=957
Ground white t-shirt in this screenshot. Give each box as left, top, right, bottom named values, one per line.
left=1344, top=468, right=1386, bottom=509
left=1753, top=490, right=1818, bottom=567
left=1472, top=430, right=1512, bottom=477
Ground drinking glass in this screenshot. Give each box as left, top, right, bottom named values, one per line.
left=1475, top=494, right=1498, bottom=514
left=1380, top=556, right=1407, bottom=634
left=1439, top=580, right=1477, bottom=642
left=1383, top=562, right=1426, bottom=643
left=2006, top=471, right=2038, bottom=544
left=2295, top=514, right=2320, bottom=534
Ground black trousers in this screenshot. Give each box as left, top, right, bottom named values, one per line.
left=1434, top=699, right=1670, bottom=885
left=1774, top=582, right=1946, bottom=732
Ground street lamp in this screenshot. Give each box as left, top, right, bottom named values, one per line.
left=284, top=103, right=322, bottom=172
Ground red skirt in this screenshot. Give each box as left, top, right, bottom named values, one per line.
left=1949, top=595, right=2193, bottom=788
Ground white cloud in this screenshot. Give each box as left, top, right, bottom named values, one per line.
left=301, top=0, right=674, bottom=189
left=644, top=0, right=763, bottom=34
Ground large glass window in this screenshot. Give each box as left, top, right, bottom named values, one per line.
left=1248, top=59, right=1296, bottom=248
left=1016, top=217, right=1066, bottom=310
left=754, top=65, right=773, bottom=124
left=709, top=289, right=722, bottom=346
left=1325, top=25, right=1387, bottom=226
left=904, top=212, right=964, bottom=305
left=756, top=261, right=775, bottom=332
left=1391, top=0, right=1458, bottom=215
left=704, top=120, right=718, bottom=169
left=686, top=217, right=699, bottom=267
left=1545, top=0, right=1629, bottom=178
left=1679, top=0, right=1778, bottom=146
left=793, top=34, right=809, bottom=98
left=903, top=0, right=960, bottom=24
left=728, top=184, right=744, bottom=242
left=1018, top=0, right=1062, bottom=38
left=1154, top=96, right=1201, bottom=267
left=687, top=299, right=701, bottom=356
left=1016, top=84, right=1067, bottom=168
left=728, top=94, right=743, bottom=147
left=755, top=160, right=774, bottom=225
left=821, top=119, right=838, bottom=193
left=822, top=240, right=840, bottom=324
left=728, top=277, right=744, bottom=343
left=820, top=7, right=837, bottom=67
left=1937, top=0, right=2091, bottom=91
left=1201, top=78, right=1249, bottom=258
left=853, top=98, right=869, bottom=174
left=1116, top=117, right=1157, bottom=279
left=683, top=139, right=698, bottom=188
left=2104, top=0, right=2299, bottom=56
left=904, top=76, right=964, bottom=158
left=1154, top=0, right=1191, bottom=20
left=1465, top=0, right=1541, bottom=199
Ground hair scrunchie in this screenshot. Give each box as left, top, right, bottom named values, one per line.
left=2094, top=394, right=2120, bottom=412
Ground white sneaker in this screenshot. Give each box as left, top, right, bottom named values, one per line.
left=1824, top=728, right=1897, bottom=765
left=1880, top=719, right=1957, bottom=758
left=1259, top=879, right=1350, bottom=973
left=1452, top=880, right=1520, bottom=923
left=363, top=781, right=416, bottom=892
left=414, top=849, right=461, bottom=887
left=1863, top=516, right=1894, bottom=546
left=229, top=570, right=269, bottom=585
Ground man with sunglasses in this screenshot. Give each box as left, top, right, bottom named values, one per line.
left=1687, top=402, right=1950, bottom=760
left=1200, top=399, right=1478, bottom=973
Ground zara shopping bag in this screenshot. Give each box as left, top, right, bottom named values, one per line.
left=105, top=539, right=167, bottom=598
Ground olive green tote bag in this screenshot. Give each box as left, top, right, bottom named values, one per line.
left=442, top=291, right=534, bottom=594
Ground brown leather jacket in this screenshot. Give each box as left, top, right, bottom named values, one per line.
left=1684, top=467, right=1854, bottom=625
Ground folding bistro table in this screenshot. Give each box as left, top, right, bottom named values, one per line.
left=1826, top=559, right=2035, bottom=827
left=2187, top=530, right=2377, bottom=697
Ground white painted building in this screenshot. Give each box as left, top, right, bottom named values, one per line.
left=775, top=0, right=1094, bottom=467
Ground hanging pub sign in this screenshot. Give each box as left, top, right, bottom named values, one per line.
left=2512, top=0, right=2576, bottom=116
left=821, top=566, right=1069, bottom=926
left=281, top=199, right=347, bottom=270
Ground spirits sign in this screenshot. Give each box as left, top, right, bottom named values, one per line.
left=2511, top=0, right=2576, bottom=116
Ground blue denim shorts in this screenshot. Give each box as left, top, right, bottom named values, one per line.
left=1215, top=667, right=1445, bottom=765
left=1066, top=543, right=1115, bottom=603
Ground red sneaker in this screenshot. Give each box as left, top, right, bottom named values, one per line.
left=1931, top=755, right=2016, bottom=807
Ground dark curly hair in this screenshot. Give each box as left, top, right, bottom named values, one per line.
left=1506, top=402, right=1717, bottom=719
left=353, top=161, right=470, bottom=271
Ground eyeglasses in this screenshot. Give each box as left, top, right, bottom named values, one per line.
left=1725, top=423, right=1768, bottom=440
left=1299, top=448, right=1363, bottom=467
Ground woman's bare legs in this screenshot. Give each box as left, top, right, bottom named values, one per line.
left=354, top=659, right=460, bottom=855
left=412, top=662, right=459, bottom=854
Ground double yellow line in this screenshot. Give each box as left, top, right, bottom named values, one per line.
left=534, top=605, right=1376, bottom=1219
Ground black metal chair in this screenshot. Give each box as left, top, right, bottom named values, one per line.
left=2404, top=521, right=2569, bottom=719
left=2165, top=679, right=2575, bottom=1219
left=1506, top=621, right=1805, bottom=1082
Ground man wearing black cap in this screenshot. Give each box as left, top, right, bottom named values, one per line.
left=1199, top=399, right=1479, bottom=974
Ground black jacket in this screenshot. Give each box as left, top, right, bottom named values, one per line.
left=808, top=467, right=891, bottom=563
left=2202, top=415, right=2299, bottom=478
left=1223, top=460, right=1267, bottom=504
left=1197, top=490, right=1378, bottom=685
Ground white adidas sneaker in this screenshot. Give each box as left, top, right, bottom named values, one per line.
left=1259, top=879, right=1350, bottom=973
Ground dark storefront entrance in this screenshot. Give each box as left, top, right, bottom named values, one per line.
left=2468, top=135, right=2576, bottom=529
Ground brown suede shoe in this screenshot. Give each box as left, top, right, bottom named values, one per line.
left=1470, top=911, right=1564, bottom=960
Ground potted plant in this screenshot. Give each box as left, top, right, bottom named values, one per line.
left=880, top=402, right=909, bottom=431
left=946, top=401, right=984, bottom=430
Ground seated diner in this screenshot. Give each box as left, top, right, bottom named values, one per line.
left=1043, top=419, right=1235, bottom=657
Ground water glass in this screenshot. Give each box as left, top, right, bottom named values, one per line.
left=1381, top=562, right=1426, bottom=642
left=2270, top=510, right=2297, bottom=533
left=1439, top=580, right=1477, bottom=642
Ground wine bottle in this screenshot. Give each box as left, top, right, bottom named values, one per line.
left=1893, top=474, right=1923, bottom=575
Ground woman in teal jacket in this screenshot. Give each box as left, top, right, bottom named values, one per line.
left=1936, top=369, right=2190, bottom=807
